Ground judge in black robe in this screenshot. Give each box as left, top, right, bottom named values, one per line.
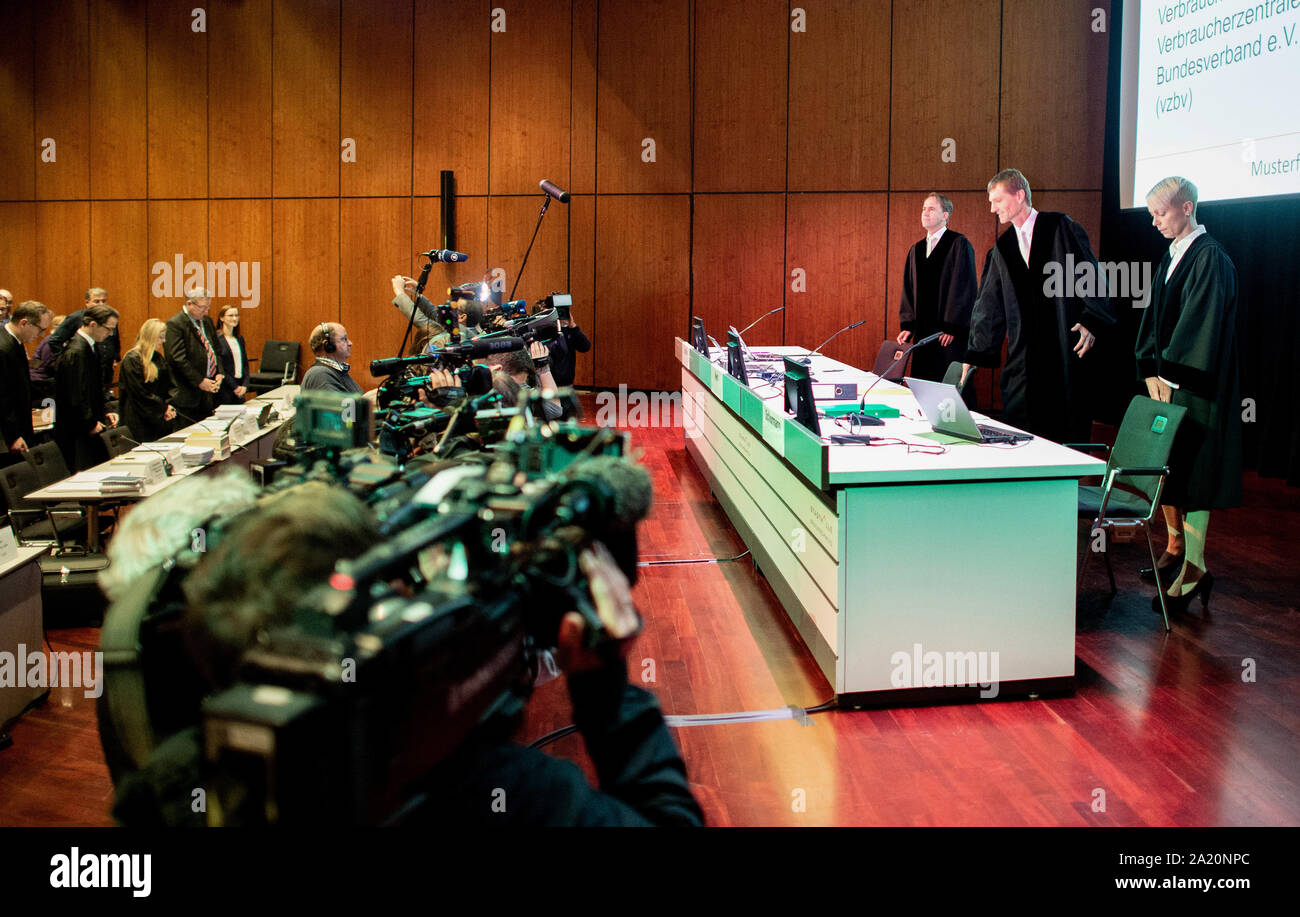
left=898, top=216, right=977, bottom=382
left=54, top=316, right=120, bottom=471
left=966, top=173, right=1117, bottom=443
left=119, top=350, right=175, bottom=444
left=1135, top=176, right=1240, bottom=606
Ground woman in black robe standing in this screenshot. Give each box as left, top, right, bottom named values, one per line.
left=1136, top=176, right=1241, bottom=613
left=119, top=318, right=176, bottom=443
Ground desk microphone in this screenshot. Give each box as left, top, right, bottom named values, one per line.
left=737, top=306, right=784, bottom=338
left=800, top=318, right=867, bottom=365
left=846, top=332, right=942, bottom=425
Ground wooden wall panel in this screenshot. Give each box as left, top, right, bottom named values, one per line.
left=413, top=0, right=489, bottom=197
left=1000, top=0, right=1109, bottom=191
left=0, top=204, right=38, bottom=303
left=596, top=0, right=691, bottom=194
left=341, top=198, right=412, bottom=391
left=209, top=0, right=272, bottom=198
left=412, top=195, right=489, bottom=298
left=36, top=202, right=91, bottom=315
left=486, top=196, right=569, bottom=307
left=89, top=201, right=148, bottom=345
left=594, top=195, right=690, bottom=390
left=272, top=199, right=339, bottom=374
left=0, top=5, right=36, bottom=201
left=570, top=0, right=598, bottom=195
left=273, top=0, right=340, bottom=198
left=208, top=199, right=273, bottom=368
left=90, top=0, right=146, bottom=200
left=489, top=0, right=571, bottom=196
left=784, top=193, right=887, bottom=367
left=146, top=0, right=207, bottom=199
left=33, top=1, right=90, bottom=201
left=691, top=194, right=786, bottom=346
left=693, top=0, right=787, bottom=192
left=890, top=0, right=1000, bottom=191
left=342, top=0, right=413, bottom=197
left=146, top=201, right=208, bottom=318
left=788, top=0, right=890, bottom=191
left=568, top=194, right=596, bottom=386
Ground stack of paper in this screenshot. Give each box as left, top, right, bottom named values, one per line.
left=185, top=430, right=230, bottom=460
left=107, top=452, right=167, bottom=485
left=99, top=475, right=145, bottom=495
left=180, top=445, right=214, bottom=467
left=133, top=442, right=183, bottom=470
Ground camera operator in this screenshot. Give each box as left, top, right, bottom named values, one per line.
left=109, top=479, right=701, bottom=826
left=490, top=343, right=563, bottom=421
left=546, top=312, right=591, bottom=389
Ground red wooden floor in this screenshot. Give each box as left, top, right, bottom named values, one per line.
left=3, top=403, right=1299, bottom=826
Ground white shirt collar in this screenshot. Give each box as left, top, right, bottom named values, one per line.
left=926, top=225, right=946, bottom=252
left=1018, top=208, right=1038, bottom=239
left=77, top=328, right=96, bottom=346
left=1170, top=224, right=1206, bottom=260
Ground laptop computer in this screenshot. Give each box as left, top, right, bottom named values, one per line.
left=905, top=377, right=1033, bottom=444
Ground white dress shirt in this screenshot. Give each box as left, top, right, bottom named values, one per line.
left=925, top=225, right=946, bottom=258
left=1015, top=208, right=1039, bottom=265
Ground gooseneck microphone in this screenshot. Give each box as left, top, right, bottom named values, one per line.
left=801, top=318, right=868, bottom=365
left=738, top=306, right=784, bottom=338
left=847, top=332, right=943, bottom=425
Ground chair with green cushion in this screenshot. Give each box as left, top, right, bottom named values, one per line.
left=942, top=361, right=973, bottom=396
left=1069, top=395, right=1188, bottom=631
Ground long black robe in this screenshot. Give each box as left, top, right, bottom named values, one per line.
left=54, top=334, right=110, bottom=470
left=118, top=351, right=173, bottom=444
left=966, top=212, right=1117, bottom=443
left=898, top=229, right=977, bottom=381
left=1135, top=232, right=1241, bottom=510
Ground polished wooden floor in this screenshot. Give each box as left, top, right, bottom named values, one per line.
left=3, top=400, right=1299, bottom=827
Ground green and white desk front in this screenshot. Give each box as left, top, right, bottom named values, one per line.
left=677, top=338, right=1106, bottom=706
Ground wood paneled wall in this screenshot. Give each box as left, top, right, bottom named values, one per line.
left=0, top=0, right=1109, bottom=394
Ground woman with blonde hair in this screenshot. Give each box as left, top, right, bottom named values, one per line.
left=119, top=318, right=177, bottom=442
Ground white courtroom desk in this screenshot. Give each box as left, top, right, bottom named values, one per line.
left=677, top=338, right=1105, bottom=706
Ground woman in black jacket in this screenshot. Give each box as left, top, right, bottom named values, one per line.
left=118, top=318, right=176, bottom=443
left=213, top=305, right=250, bottom=405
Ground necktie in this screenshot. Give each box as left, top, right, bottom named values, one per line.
left=195, top=321, right=217, bottom=378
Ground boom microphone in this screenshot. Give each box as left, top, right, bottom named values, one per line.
left=419, top=249, right=470, bottom=263
left=539, top=180, right=571, bottom=203
left=369, top=336, right=526, bottom=376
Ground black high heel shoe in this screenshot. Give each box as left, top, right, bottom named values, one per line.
left=1152, top=571, right=1215, bottom=615
left=1140, top=551, right=1183, bottom=582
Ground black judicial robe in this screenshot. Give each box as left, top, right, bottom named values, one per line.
left=898, top=230, right=977, bottom=381
left=1135, top=232, right=1242, bottom=510
left=966, top=212, right=1117, bottom=443
left=0, top=328, right=35, bottom=449
left=54, top=334, right=111, bottom=470
left=118, top=351, right=174, bottom=444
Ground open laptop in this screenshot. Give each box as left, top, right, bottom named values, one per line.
left=906, top=377, right=1033, bottom=444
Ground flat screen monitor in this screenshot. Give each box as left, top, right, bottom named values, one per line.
left=726, top=331, right=748, bottom=385
left=691, top=317, right=708, bottom=355
left=782, top=356, right=819, bottom=436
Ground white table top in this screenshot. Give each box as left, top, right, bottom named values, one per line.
left=0, top=544, right=48, bottom=579
left=688, top=343, right=1106, bottom=485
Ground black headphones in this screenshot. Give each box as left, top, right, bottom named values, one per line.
left=320, top=322, right=335, bottom=354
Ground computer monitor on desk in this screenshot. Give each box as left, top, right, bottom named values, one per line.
left=690, top=317, right=708, bottom=355
left=726, top=331, right=749, bottom=385
left=783, top=357, right=820, bottom=436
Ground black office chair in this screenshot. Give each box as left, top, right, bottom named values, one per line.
left=249, top=341, right=301, bottom=395
left=871, top=339, right=911, bottom=382
left=101, top=424, right=135, bottom=458
left=1071, top=396, right=1188, bottom=631
left=0, top=460, right=87, bottom=550
left=25, top=441, right=73, bottom=487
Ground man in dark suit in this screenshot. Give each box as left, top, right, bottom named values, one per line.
left=1, top=300, right=52, bottom=458
left=164, top=289, right=223, bottom=429
left=54, top=305, right=119, bottom=470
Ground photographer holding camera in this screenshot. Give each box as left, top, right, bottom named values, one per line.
left=104, top=472, right=702, bottom=826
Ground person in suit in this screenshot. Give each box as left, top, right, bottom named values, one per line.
left=164, top=289, right=223, bottom=429
left=45, top=288, right=118, bottom=395
left=897, top=193, right=978, bottom=382
left=54, top=305, right=119, bottom=470
left=118, top=318, right=177, bottom=444
left=1135, top=176, right=1241, bottom=613
left=213, top=305, right=250, bottom=406
left=964, top=169, right=1118, bottom=442
left=0, top=300, right=53, bottom=457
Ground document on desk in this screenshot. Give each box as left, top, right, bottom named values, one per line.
left=40, top=472, right=120, bottom=493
